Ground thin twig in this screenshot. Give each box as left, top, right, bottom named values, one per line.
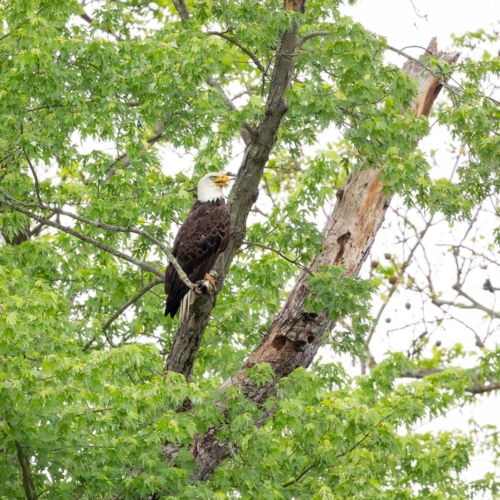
left=409, top=0, right=428, bottom=20
left=80, top=10, right=122, bottom=42
left=365, top=209, right=436, bottom=350
left=282, top=409, right=398, bottom=488
left=282, top=461, right=317, bottom=488
left=297, top=30, right=329, bottom=47
left=243, top=240, right=313, bottom=275
left=250, top=205, right=269, bottom=218
left=104, top=114, right=177, bottom=181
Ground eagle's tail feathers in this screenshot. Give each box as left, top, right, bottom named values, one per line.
left=179, top=290, right=194, bottom=323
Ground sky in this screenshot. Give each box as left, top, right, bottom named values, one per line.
left=342, top=0, right=499, bottom=59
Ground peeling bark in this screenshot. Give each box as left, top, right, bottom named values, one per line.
left=187, top=39, right=460, bottom=480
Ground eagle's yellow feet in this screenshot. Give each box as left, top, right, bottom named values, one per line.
left=204, top=273, right=217, bottom=291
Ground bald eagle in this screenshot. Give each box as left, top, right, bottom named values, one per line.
left=164, top=173, right=231, bottom=322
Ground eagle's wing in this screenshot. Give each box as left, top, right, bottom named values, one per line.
left=164, top=202, right=230, bottom=317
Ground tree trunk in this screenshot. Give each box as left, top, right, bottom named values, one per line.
left=165, top=0, right=307, bottom=378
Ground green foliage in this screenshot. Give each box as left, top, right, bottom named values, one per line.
left=0, top=0, right=499, bottom=498
left=211, top=360, right=478, bottom=499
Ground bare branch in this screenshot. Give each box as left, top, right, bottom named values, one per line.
left=250, top=205, right=269, bottom=217
left=409, top=0, right=428, bottom=19
left=243, top=240, right=313, bottom=275
left=102, top=278, right=164, bottom=331
left=423, top=217, right=500, bottom=322
left=365, top=209, right=436, bottom=354
left=450, top=282, right=500, bottom=319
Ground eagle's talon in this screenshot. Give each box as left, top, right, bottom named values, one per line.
left=193, top=275, right=217, bottom=295
left=204, top=273, right=217, bottom=291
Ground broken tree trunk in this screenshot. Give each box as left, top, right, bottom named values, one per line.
left=188, top=39, right=460, bottom=480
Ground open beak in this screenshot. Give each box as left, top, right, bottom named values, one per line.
left=214, top=174, right=231, bottom=188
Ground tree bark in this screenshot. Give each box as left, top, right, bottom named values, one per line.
left=187, top=39, right=460, bottom=480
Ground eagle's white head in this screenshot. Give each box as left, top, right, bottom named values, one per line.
left=197, top=172, right=231, bottom=202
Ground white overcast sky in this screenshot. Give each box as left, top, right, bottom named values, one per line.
left=342, top=0, right=499, bottom=58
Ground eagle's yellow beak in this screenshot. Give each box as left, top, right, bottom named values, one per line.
left=214, top=174, right=231, bottom=188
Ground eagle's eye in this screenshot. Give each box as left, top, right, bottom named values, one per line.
left=210, top=176, right=217, bottom=180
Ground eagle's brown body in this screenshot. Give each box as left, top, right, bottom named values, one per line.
left=164, top=198, right=230, bottom=319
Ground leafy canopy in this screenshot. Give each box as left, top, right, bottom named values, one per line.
left=0, top=0, right=499, bottom=498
